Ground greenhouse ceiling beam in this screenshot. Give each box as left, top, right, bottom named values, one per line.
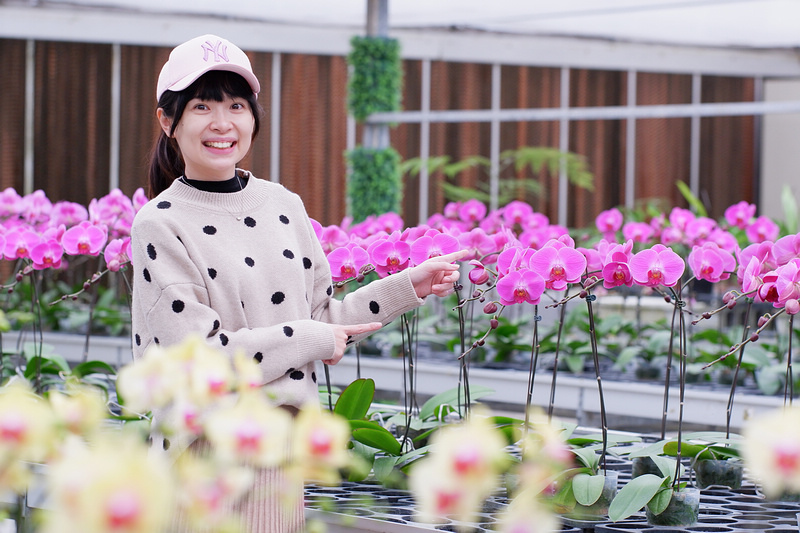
left=366, top=100, right=800, bottom=124
left=2, top=6, right=800, bottom=78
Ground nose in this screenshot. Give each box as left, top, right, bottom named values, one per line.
left=209, top=108, right=233, bottom=131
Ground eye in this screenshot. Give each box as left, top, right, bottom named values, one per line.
left=193, top=103, right=209, bottom=111
left=231, top=102, right=246, bottom=110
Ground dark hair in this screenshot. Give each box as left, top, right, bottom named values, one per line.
left=147, top=70, right=262, bottom=198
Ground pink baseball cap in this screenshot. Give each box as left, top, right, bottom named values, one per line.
left=156, top=34, right=260, bottom=101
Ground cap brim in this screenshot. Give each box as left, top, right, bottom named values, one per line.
left=161, top=64, right=260, bottom=99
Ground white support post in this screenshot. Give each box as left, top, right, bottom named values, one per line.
left=270, top=52, right=282, bottom=183
left=24, top=39, right=35, bottom=195
left=489, top=63, right=501, bottom=211
left=109, top=43, right=121, bottom=191
left=418, top=58, right=431, bottom=225
left=558, top=67, right=570, bottom=226
left=690, top=73, right=702, bottom=198
left=625, top=70, right=637, bottom=210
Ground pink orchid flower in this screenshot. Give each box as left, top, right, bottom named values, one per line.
left=522, top=212, right=550, bottom=231
left=602, top=251, right=634, bottom=289
left=467, top=260, right=490, bottom=285
left=367, top=237, right=411, bottom=278
left=478, top=210, right=504, bottom=234
left=457, top=228, right=496, bottom=261
left=518, top=227, right=550, bottom=251
left=629, top=244, right=685, bottom=287
left=660, top=226, right=684, bottom=246
left=103, top=238, right=131, bottom=272
left=746, top=216, right=779, bottom=244
left=61, top=221, right=107, bottom=256
left=496, top=268, right=545, bottom=305
left=758, top=271, right=780, bottom=304
left=502, top=201, right=534, bottom=227
left=736, top=241, right=776, bottom=281
left=622, top=221, right=654, bottom=244
left=741, top=256, right=768, bottom=299
left=773, top=233, right=800, bottom=266
left=668, top=207, right=695, bottom=232
left=579, top=246, right=603, bottom=275
left=443, top=202, right=460, bottom=219
left=457, top=199, right=487, bottom=224
left=707, top=228, right=738, bottom=254
left=687, top=242, right=736, bottom=283
left=496, top=246, right=535, bottom=276
left=595, top=207, right=623, bottom=240
left=318, top=225, right=349, bottom=254
left=30, top=240, right=63, bottom=270
left=50, top=201, right=89, bottom=228
left=22, top=190, right=53, bottom=226
left=409, top=232, right=460, bottom=266
left=3, top=226, right=42, bottom=259
left=132, top=188, right=149, bottom=213
left=372, top=212, right=404, bottom=234
left=775, top=259, right=800, bottom=306
left=0, top=187, right=23, bottom=219
left=685, top=216, right=717, bottom=244
left=528, top=240, right=587, bottom=291
left=724, top=201, right=756, bottom=230
left=326, top=242, right=370, bottom=282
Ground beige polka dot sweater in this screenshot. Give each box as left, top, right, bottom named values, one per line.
left=130, top=172, right=423, bottom=412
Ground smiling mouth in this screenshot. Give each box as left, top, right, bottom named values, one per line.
left=204, top=141, right=235, bottom=149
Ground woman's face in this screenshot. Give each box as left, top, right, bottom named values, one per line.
left=158, top=96, right=255, bottom=181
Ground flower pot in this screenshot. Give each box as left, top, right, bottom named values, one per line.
left=631, top=456, right=661, bottom=478
left=634, top=361, right=661, bottom=380
left=562, top=471, right=618, bottom=521
left=695, top=459, right=743, bottom=489
left=645, top=487, right=700, bottom=526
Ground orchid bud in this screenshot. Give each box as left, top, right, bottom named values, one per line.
left=490, top=318, right=499, bottom=329
left=472, top=290, right=481, bottom=298
left=750, top=333, right=759, bottom=342
left=727, top=299, right=737, bottom=309
left=579, top=290, right=588, bottom=299
left=483, top=302, right=498, bottom=314
left=722, top=291, right=734, bottom=304
left=477, top=339, right=485, bottom=346
left=757, top=316, right=768, bottom=328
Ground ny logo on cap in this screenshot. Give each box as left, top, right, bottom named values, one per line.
left=201, top=40, right=229, bottom=63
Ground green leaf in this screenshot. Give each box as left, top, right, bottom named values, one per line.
left=352, top=428, right=402, bottom=456
left=647, top=487, right=673, bottom=516
left=372, top=455, right=400, bottom=482
left=71, top=360, right=116, bottom=378
left=614, top=346, right=642, bottom=370
left=572, top=473, right=606, bottom=506
left=675, top=180, right=707, bottom=217
left=334, top=378, right=375, bottom=420
left=419, top=384, right=494, bottom=420
left=608, top=474, right=665, bottom=522
left=662, top=441, right=715, bottom=461
left=571, top=447, right=600, bottom=471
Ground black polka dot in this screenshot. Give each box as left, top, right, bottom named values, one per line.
left=346, top=335, right=353, bottom=344
left=254, top=352, right=263, bottom=363
left=213, top=320, right=220, bottom=331
left=147, top=244, right=157, bottom=260
left=203, top=225, right=217, bottom=235
left=283, top=249, right=294, bottom=259
left=369, top=301, right=380, bottom=314
left=134, top=334, right=141, bottom=346
left=303, top=257, right=312, bottom=269
left=157, top=201, right=171, bottom=209
left=172, top=300, right=185, bottom=313
left=162, top=438, right=170, bottom=451
left=176, top=235, right=183, bottom=244
left=245, top=257, right=255, bottom=267
left=241, top=301, right=245, bottom=308
left=219, top=333, right=229, bottom=346
left=279, top=215, right=289, bottom=224
left=283, top=326, right=294, bottom=337
left=289, top=370, right=305, bottom=380
left=271, top=292, right=285, bottom=305
left=146, top=435, right=153, bottom=447
left=154, top=337, right=160, bottom=345
left=311, top=372, right=317, bottom=383
left=208, top=268, right=217, bottom=279
left=327, top=285, right=333, bottom=296
left=244, top=217, right=256, bottom=227
left=143, top=268, right=151, bottom=282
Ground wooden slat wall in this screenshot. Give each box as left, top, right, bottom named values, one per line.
left=0, top=38, right=757, bottom=229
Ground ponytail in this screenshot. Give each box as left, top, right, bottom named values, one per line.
left=147, top=132, right=183, bottom=199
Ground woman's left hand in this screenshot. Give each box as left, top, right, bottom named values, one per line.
left=408, top=250, right=468, bottom=298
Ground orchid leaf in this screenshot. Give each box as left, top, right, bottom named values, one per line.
left=676, top=180, right=707, bottom=217
left=782, top=184, right=798, bottom=233
left=419, top=385, right=493, bottom=420
left=572, top=473, right=606, bottom=506
left=648, top=486, right=674, bottom=516
left=71, top=360, right=116, bottom=378
left=608, top=474, right=664, bottom=522
left=334, top=378, right=375, bottom=420
left=352, top=427, right=402, bottom=456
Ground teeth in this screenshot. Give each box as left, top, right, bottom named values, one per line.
left=205, top=141, right=234, bottom=149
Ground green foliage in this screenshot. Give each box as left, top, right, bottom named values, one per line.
left=781, top=184, right=798, bottom=234
left=675, top=180, right=708, bottom=217
left=347, top=146, right=402, bottom=223
left=400, top=146, right=594, bottom=205
left=347, top=36, right=402, bottom=121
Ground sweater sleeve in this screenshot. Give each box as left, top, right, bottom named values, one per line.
left=130, top=213, right=336, bottom=385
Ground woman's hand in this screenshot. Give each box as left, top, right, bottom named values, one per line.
left=408, top=250, right=468, bottom=299
left=324, top=322, right=383, bottom=365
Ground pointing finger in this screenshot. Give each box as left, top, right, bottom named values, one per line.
left=343, top=322, right=383, bottom=335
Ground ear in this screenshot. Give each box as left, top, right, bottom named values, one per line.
left=156, top=108, right=173, bottom=136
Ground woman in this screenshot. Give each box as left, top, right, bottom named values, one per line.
left=130, top=34, right=464, bottom=532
